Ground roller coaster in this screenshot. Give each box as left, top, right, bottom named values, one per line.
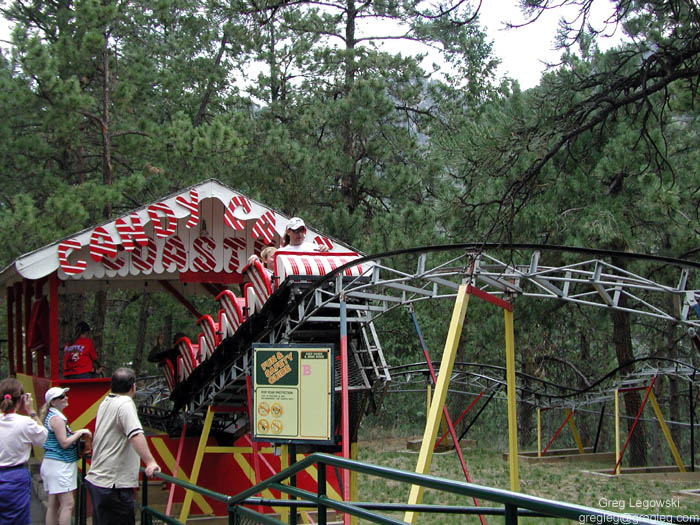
left=3, top=179, right=700, bottom=522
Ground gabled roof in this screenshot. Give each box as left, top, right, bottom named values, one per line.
left=0, top=179, right=352, bottom=293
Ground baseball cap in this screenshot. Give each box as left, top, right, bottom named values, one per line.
left=45, top=387, right=70, bottom=404
left=285, top=217, right=305, bottom=231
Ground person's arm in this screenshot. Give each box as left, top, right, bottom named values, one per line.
left=21, top=394, right=48, bottom=444
left=87, top=339, right=104, bottom=374
left=129, top=432, right=160, bottom=476
left=49, top=415, right=90, bottom=449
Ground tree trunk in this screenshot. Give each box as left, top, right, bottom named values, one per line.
left=194, top=30, right=229, bottom=126
left=93, top=291, right=107, bottom=372
left=518, top=345, right=536, bottom=448
left=132, top=294, right=151, bottom=375
left=101, top=30, right=113, bottom=216
left=665, top=304, right=681, bottom=446
left=610, top=291, right=647, bottom=467
left=341, top=0, right=360, bottom=212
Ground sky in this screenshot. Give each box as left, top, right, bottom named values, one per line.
left=0, top=2, right=624, bottom=90
left=478, top=2, right=623, bottom=89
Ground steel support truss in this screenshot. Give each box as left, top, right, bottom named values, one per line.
left=179, top=244, right=700, bottom=426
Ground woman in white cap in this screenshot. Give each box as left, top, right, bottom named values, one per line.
left=281, top=217, right=328, bottom=252
left=0, top=378, right=47, bottom=525
left=246, top=216, right=327, bottom=270
left=39, top=387, right=92, bottom=525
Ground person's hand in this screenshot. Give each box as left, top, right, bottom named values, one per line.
left=247, top=254, right=260, bottom=265
left=21, top=394, right=34, bottom=415
left=95, top=366, right=105, bottom=376
left=316, top=244, right=329, bottom=252
left=145, top=462, right=161, bottom=477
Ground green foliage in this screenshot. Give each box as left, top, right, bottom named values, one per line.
left=0, top=0, right=699, bottom=473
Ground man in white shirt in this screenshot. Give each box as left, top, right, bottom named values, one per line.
left=85, top=368, right=160, bottom=525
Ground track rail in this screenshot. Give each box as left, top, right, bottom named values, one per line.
left=162, top=244, right=700, bottom=426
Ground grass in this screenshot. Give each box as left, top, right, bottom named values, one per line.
left=351, top=434, right=700, bottom=524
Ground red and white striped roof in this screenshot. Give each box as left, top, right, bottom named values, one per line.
left=0, top=179, right=355, bottom=289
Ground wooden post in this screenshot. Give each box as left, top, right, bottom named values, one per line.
left=404, top=284, right=469, bottom=524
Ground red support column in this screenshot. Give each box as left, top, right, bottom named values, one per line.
left=23, top=279, right=33, bottom=376
left=49, top=273, right=60, bottom=381
left=245, top=375, right=263, bottom=514
left=339, top=295, right=350, bottom=525
left=6, top=287, right=15, bottom=376
left=14, top=282, right=23, bottom=374
left=35, top=279, right=46, bottom=378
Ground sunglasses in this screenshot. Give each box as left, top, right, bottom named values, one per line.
left=54, top=394, right=66, bottom=400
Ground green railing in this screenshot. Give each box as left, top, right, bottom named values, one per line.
left=134, top=452, right=673, bottom=524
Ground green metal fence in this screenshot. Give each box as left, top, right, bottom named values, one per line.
left=134, top=452, right=677, bottom=524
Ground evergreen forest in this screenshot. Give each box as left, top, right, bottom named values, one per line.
left=1, top=0, right=700, bottom=468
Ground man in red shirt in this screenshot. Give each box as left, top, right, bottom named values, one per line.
left=63, top=322, right=104, bottom=378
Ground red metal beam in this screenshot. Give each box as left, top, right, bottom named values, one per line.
left=34, top=279, right=46, bottom=378
left=7, top=287, right=14, bottom=376
left=246, top=374, right=264, bottom=514
left=23, top=279, right=33, bottom=376
left=435, top=391, right=484, bottom=447
left=14, top=282, right=23, bottom=374
left=49, top=273, right=60, bottom=381
left=466, top=284, right=513, bottom=312
left=339, top=298, right=350, bottom=525
left=541, top=410, right=575, bottom=456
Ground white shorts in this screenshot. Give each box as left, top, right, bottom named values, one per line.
left=40, top=458, right=78, bottom=494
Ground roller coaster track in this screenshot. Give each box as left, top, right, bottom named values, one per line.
left=387, top=357, right=700, bottom=410
left=148, top=244, right=700, bottom=433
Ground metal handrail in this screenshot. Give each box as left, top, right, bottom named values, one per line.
left=136, top=452, right=669, bottom=525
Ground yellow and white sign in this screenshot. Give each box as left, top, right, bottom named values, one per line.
left=253, top=344, right=334, bottom=443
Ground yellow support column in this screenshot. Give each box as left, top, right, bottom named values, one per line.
left=350, top=442, right=358, bottom=525
left=179, top=406, right=215, bottom=523
left=648, top=390, right=686, bottom=472
left=566, top=409, right=585, bottom=454
left=504, top=308, right=519, bottom=492
left=280, top=446, right=290, bottom=523
left=614, top=389, right=620, bottom=475
left=426, top=383, right=432, bottom=418
left=537, top=408, right=541, bottom=458
left=403, top=284, right=469, bottom=524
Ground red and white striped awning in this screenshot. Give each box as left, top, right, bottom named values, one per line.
left=0, top=179, right=354, bottom=290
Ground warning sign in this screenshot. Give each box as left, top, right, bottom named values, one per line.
left=253, top=344, right=334, bottom=444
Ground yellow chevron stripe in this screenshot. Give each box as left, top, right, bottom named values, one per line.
left=68, top=390, right=109, bottom=430
left=233, top=452, right=289, bottom=516
left=151, top=438, right=213, bottom=514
